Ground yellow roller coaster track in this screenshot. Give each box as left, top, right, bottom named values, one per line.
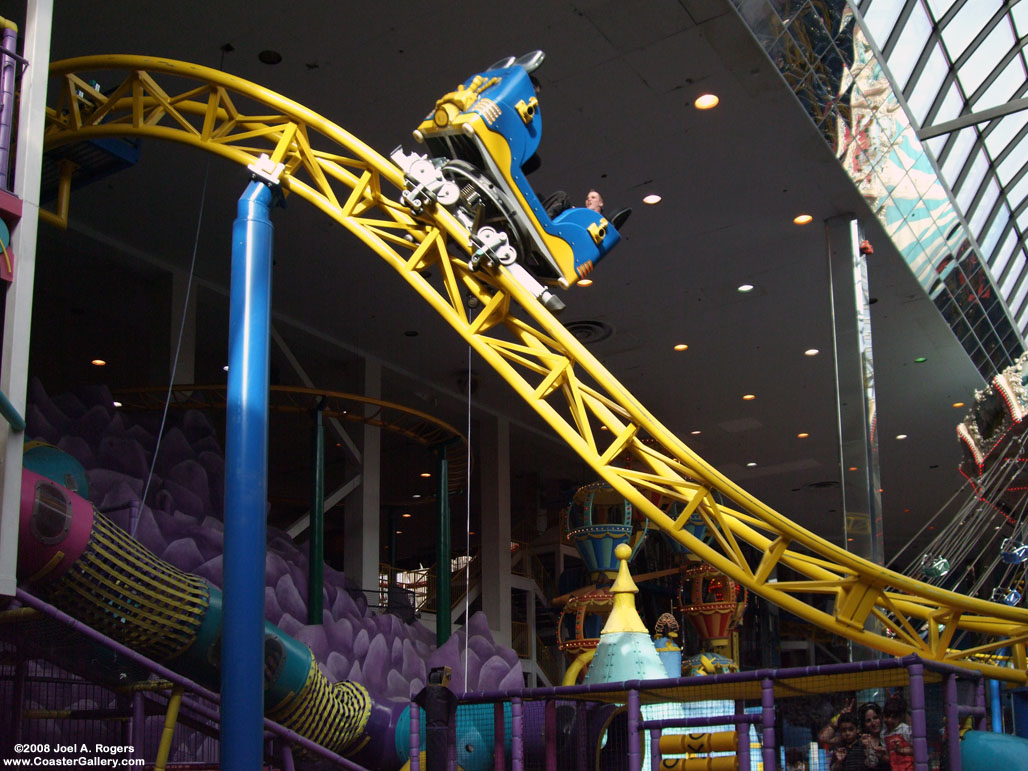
left=41, top=55, right=1028, bottom=683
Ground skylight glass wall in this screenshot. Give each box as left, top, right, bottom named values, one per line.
left=731, top=0, right=1026, bottom=378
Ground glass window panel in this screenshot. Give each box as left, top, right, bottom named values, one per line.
left=969, top=177, right=1000, bottom=236
left=1013, top=3, right=1028, bottom=38
left=888, top=3, right=933, bottom=90
left=980, top=202, right=1010, bottom=256
left=1000, top=251, right=1026, bottom=296
left=973, top=56, right=1026, bottom=113
left=997, top=133, right=1028, bottom=184
left=934, top=81, right=966, bottom=126
left=956, top=149, right=989, bottom=211
left=958, top=21, right=1014, bottom=96
left=990, top=228, right=1018, bottom=276
left=941, top=0, right=1001, bottom=60
left=1018, top=207, right=1028, bottom=232
left=984, top=109, right=1028, bottom=158
left=863, top=1, right=905, bottom=49
left=1007, top=173, right=1028, bottom=214
left=925, top=133, right=948, bottom=157
left=941, top=126, right=978, bottom=180
left=1010, top=274, right=1028, bottom=317
left=906, top=43, right=950, bottom=124
left=926, top=0, right=958, bottom=16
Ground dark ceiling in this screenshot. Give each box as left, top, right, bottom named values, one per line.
left=16, top=0, right=988, bottom=569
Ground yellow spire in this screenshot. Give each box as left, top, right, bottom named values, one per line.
left=600, top=543, right=648, bottom=634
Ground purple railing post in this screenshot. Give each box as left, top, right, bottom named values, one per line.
left=761, top=677, right=776, bottom=771
left=975, top=677, right=987, bottom=732
left=627, top=688, right=641, bottom=771
left=545, top=699, right=557, bottom=771
left=512, top=697, right=524, bottom=771
left=131, top=692, right=145, bottom=760
left=736, top=698, right=751, bottom=771
left=575, top=702, right=588, bottom=770
left=494, top=702, right=506, bottom=771
left=908, top=662, right=930, bottom=770
left=410, top=700, right=421, bottom=771
left=945, top=674, right=961, bottom=771
left=649, top=728, right=661, bottom=771
left=280, top=743, right=295, bottom=771
left=10, top=657, right=26, bottom=744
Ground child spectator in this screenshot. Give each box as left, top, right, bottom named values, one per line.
left=830, top=711, right=891, bottom=770
left=882, top=697, right=914, bottom=771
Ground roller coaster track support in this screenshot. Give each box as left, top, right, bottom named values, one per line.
left=41, top=55, right=1028, bottom=683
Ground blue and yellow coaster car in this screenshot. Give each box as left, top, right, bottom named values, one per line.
left=411, top=53, right=622, bottom=289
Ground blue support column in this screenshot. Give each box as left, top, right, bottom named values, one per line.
left=221, top=180, right=275, bottom=770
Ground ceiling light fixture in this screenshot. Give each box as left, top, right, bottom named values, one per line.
left=91, top=359, right=106, bottom=366
left=578, top=279, right=593, bottom=287
left=691, top=430, right=701, bottom=435
left=742, top=394, right=756, bottom=401
left=420, top=472, right=431, bottom=478
left=258, top=49, right=283, bottom=65
left=694, top=93, right=719, bottom=109
left=896, top=434, right=908, bottom=440
left=793, top=214, right=813, bottom=225
left=402, top=513, right=412, bottom=518
left=737, top=284, right=754, bottom=293
left=804, top=348, right=819, bottom=357
left=914, top=356, right=927, bottom=363
left=746, top=461, right=757, bottom=467
left=952, top=402, right=965, bottom=408
left=797, top=432, right=809, bottom=438
left=112, top=401, right=122, bottom=408
left=674, top=343, right=689, bottom=351
left=643, top=194, right=662, bottom=205
left=223, top=365, right=229, bottom=371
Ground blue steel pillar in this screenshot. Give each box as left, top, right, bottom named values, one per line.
left=221, top=180, right=275, bottom=770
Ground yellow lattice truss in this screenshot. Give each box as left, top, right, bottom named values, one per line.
left=42, top=55, right=1028, bottom=683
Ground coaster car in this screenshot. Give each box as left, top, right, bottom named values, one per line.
left=391, top=51, right=623, bottom=311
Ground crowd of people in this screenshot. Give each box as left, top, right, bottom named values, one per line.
left=809, top=696, right=913, bottom=771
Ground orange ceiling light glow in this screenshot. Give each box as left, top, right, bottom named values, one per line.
left=674, top=343, right=689, bottom=351
left=797, top=432, right=809, bottom=438
left=742, top=394, right=756, bottom=401
left=419, top=472, right=431, bottom=478
left=953, top=402, right=965, bottom=408
left=793, top=214, right=813, bottom=225
left=694, top=93, right=719, bottom=109
left=578, top=278, right=593, bottom=287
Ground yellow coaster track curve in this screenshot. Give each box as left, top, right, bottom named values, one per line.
left=41, top=55, right=1028, bottom=683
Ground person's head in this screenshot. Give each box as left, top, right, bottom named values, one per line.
left=585, top=189, right=604, bottom=212
left=859, top=702, right=883, bottom=736
left=836, top=712, right=859, bottom=744
left=883, top=697, right=906, bottom=730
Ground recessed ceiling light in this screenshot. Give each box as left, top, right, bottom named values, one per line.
left=112, top=401, right=122, bottom=408
left=952, top=402, right=965, bottom=408
left=420, top=472, right=431, bottom=478
left=395, top=529, right=403, bottom=534
left=914, top=356, right=927, bottom=363
left=797, top=432, right=809, bottom=438
left=694, top=93, right=719, bottom=109
left=848, top=466, right=858, bottom=471
left=223, top=365, right=229, bottom=371
left=793, top=214, right=813, bottom=225
left=742, top=394, right=756, bottom=401
left=91, top=359, right=106, bottom=367
left=896, top=434, right=908, bottom=440
left=643, top=194, right=662, bottom=205
left=412, top=494, right=422, bottom=498
left=691, top=430, right=701, bottom=435
left=737, top=284, right=754, bottom=293
left=674, top=343, right=689, bottom=351
left=804, top=348, right=819, bottom=357
left=746, top=461, right=757, bottom=467
left=402, top=512, right=412, bottom=518
left=578, top=279, right=593, bottom=287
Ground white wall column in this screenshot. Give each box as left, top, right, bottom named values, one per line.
left=344, top=358, right=381, bottom=596
left=479, top=414, right=511, bottom=646
left=0, top=1, right=52, bottom=596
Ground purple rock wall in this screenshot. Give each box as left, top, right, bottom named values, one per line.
left=20, top=379, right=525, bottom=760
